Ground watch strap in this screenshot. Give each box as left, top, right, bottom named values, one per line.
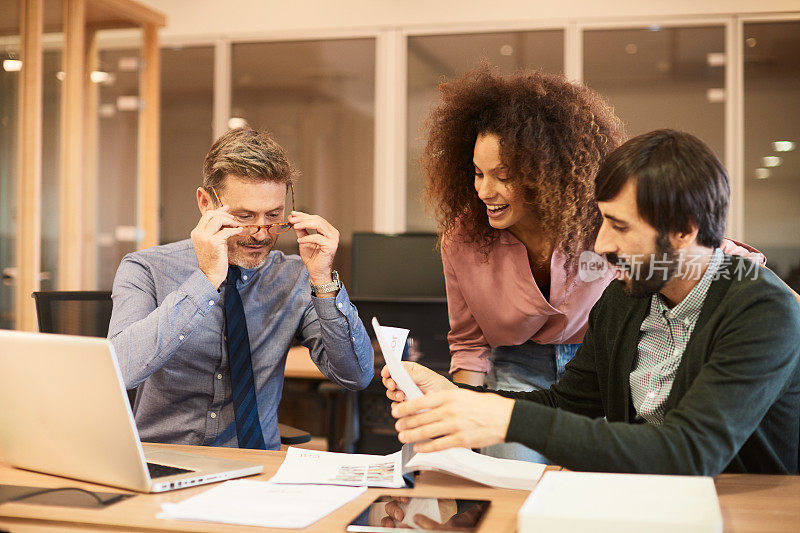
left=310, top=270, right=341, bottom=295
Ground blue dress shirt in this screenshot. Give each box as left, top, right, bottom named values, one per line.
left=108, top=239, right=374, bottom=450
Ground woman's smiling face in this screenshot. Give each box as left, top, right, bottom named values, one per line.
left=473, top=133, right=530, bottom=231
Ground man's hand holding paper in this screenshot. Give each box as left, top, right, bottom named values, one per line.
left=380, top=362, right=454, bottom=402
left=390, top=386, right=515, bottom=453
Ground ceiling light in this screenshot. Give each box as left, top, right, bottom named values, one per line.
left=228, top=117, right=248, bottom=129
left=90, top=70, right=110, bottom=83
left=3, top=59, right=21, bottom=72
left=754, top=168, right=770, bottom=180
left=706, top=88, right=725, bottom=103
left=772, top=141, right=795, bottom=152
left=625, top=44, right=637, bottom=55
left=706, top=53, right=725, bottom=67
left=762, top=156, right=782, bottom=167
left=500, top=45, right=513, bottom=56
left=98, top=103, right=116, bottom=118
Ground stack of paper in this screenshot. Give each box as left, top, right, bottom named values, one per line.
left=269, top=447, right=408, bottom=488
left=159, top=479, right=366, bottom=529
left=518, top=471, right=723, bottom=533
left=406, top=447, right=545, bottom=491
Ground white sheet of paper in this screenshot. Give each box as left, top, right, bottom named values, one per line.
left=268, top=446, right=407, bottom=488
left=406, top=447, right=546, bottom=491
left=518, top=471, right=723, bottom=533
left=372, top=317, right=423, bottom=400
left=158, top=479, right=366, bottom=529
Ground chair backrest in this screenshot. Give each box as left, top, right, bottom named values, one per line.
left=31, top=290, right=139, bottom=407
left=31, top=291, right=113, bottom=337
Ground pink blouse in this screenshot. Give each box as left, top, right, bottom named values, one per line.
left=443, top=229, right=765, bottom=375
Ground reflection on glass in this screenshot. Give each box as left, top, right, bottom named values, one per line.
left=743, top=21, right=800, bottom=289
left=160, top=45, right=214, bottom=245
left=0, top=9, right=20, bottom=329
left=42, top=45, right=62, bottom=292
left=583, top=27, right=725, bottom=158
left=231, top=39, right=375, bottom=285
left=407, top=31, right=564, bottom=231
left=96, top=45, right=141, bottom=289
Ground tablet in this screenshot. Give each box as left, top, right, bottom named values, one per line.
left=347, top=495, right=490, bottom=532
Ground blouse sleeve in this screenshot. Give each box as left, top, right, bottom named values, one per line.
left=720, top=238, right=766, bottom=266
left=442, top=242, right=493, bottom=375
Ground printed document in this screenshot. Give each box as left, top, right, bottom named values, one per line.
left=269, top=446, right=408, bottom=488
left=159, top=479, right=366, bottom=529
left=372, top=318, right=423, bottom=399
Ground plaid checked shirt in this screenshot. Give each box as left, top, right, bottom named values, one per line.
left=630, top=248, right=724, bottom=425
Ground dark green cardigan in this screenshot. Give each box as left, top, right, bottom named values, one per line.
left=479, top=254, right=800, bottom=475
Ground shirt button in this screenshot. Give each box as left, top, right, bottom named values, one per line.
left=337, top=302, right=343, bottom=309
left=179, top=335, right=185, bottom=340
left=242, top=275, right=248, bottom=280
left=208, top=300, right=215, bottom=306
left=647, top=392, right=656, bottom=399
left=216, top=373, right=223, bottom=380
left=209, top=412, right=217, bottom=419
left=351, top=336, right=356, bottom=342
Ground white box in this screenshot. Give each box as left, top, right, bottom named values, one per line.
left=518, top=471, right=723, bottom=533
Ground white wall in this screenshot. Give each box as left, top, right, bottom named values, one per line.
left=139, top=1, right=799, bottom=39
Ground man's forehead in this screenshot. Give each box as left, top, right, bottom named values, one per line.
left=597, top=178, right=639, bottom=222
left=218, top=177, right=288, bottom=208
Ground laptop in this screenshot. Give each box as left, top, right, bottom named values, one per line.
left=0, top=330, right=263, bottom=492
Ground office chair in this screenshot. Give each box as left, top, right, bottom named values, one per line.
left=31, top=290, right=310, bottom=446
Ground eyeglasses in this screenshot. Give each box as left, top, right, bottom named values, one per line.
left=210, top=184, right=295, bottom=237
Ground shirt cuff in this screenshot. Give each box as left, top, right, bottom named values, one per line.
left=182, top=269, right=221, bottom=315
left=449, top=349, right=492, bottom=374
left=505, top=399, right=556, bottom=453
left=312, top=283, right=351, bottom=321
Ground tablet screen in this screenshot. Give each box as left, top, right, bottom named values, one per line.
left=347, top=495, right=490, bottom=532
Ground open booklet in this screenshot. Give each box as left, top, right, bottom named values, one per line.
left=268, top=319, right=546, bottom=491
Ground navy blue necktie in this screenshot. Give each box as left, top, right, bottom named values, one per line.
left=224, top=265, right=266, bottom=450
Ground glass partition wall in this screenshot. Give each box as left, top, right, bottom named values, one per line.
left=743, top=21, right=800, bottom=289
left=159, top=45, right=214, bottom=246
left=0, top=8, right=20, bottom=330
left=406, top=30, right=564, bottom=232
left=230, top=38, right=376, bottom=286
left=6, top=13, right=799, bottom=327
left=583, top=26, right=726, bottom=158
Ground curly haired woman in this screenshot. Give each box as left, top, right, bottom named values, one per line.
left=422, top=65, right=763, bottom=462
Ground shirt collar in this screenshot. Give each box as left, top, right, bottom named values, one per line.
left=229, top=252, right=278, bottom=285
left=645, top=247, right=723, bottom=325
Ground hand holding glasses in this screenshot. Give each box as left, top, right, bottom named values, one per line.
left=210, top=185, right=294, bottom=236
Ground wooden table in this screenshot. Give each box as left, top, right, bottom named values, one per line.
left=0, top=444, right=798, bottom=532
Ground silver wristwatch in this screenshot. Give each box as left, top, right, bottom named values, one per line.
left=310, top=270, right=341, bottom=296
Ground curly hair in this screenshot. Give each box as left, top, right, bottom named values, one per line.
left=422, top=64, right=625, bottom=274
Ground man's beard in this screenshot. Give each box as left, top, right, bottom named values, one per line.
left=606, top=233, right=678, bottom=298
left=227, top=235, right=275, bottom=269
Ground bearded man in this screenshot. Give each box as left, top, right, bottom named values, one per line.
left=109, top=127, right=373, bottom=450
left=385, top=129, right=800, bottom=475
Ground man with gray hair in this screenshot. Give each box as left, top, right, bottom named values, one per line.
left=109, top=127, right=374, bottom=450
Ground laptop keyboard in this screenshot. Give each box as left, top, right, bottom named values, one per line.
left=147, top=462, right=194, bottom=479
